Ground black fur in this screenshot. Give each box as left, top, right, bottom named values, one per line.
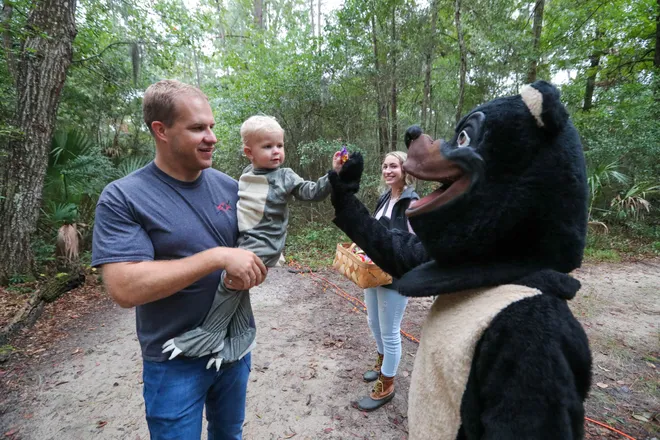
left=329, top=81, right=592, bottom=439
left=330, top=80, right=588, bottom=297
left=459, top=293, right=592, bottom=440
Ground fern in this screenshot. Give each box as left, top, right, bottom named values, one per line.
left=116, top=155, right=152, bottom=178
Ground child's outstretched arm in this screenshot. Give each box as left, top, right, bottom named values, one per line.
left=285, top=168, right=331, bottom=201
left=285, top=149, right=346, bottom=201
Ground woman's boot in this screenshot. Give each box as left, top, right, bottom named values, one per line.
left=357, top=373, right=395, bottom=411
left=362, top=352, right=384, bottom=382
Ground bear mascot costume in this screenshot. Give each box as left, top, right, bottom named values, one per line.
left=328, top=80, right=592, bottom=439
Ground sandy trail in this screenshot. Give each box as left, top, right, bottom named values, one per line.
left=1, top=261, right=658, bottom=439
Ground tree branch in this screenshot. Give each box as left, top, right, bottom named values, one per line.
left=72, top=41, right=137, bottom=64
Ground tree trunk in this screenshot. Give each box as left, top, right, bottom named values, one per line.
left=2, top=2, right=16, bottom=84
left=421, top=0, right=439, bottom=131
left=654, top=0, right=659, bottom=99
left=214, top=0, right=226, bottom=40
left=309, top=0, right=315, bottom=37
left=454, top=0, right=467, bottom=124
left=371, top=11, right=389, bottom=156
left=583, top=29, right=602, bottom=111
left=40, top=270, right=85, bottom=303
left=0, top=0, right=77, bottom=285
left=390, top=4, right=398, bottom=152
left=526, top=0, right=545, bottom=84
left=254, top=0, right=264, bottom=29
left=193, top=49, right=201, bottom=88
left=0, top=270, right=84, bottom=349
left=317, top=0, right=322, bottom=37
left=653, top=0, right=660, bottom=69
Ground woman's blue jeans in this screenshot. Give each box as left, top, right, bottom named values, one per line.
left=364, top=286, right=409, bottom=377
left=142, top=353, right=251, bottom=440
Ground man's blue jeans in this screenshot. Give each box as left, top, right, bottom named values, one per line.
left=142, top=353, right=251, bottom=440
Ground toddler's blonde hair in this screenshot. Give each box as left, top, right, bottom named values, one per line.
left=240, top=115, right=284, bottom=146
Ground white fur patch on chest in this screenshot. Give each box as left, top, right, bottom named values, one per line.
left=408, top=285, right=542, bottom=440
left=237, top=174, right=269, bottom=232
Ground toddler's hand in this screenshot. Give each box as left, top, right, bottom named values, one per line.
left=332, top=147, right=349, bottom=172
left=332, top=151, right=343, bottom=172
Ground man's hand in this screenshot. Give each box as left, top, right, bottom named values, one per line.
left=224, top=273, right=263, bottom=291
left=219, top=248, right=267, bottom=289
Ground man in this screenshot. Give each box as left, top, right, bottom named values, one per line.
left=92, top=79, right=267, bottom=440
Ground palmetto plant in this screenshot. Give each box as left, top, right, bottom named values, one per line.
left=44, top=129, right=113, bottom=268
left=115, top=155, right=152, bottom=179
left=610, top=182, right=660, bottom=222
left=586, top=160, right=629, bottom=219
left=42, top=129, right=152, bottom=268
left=42, top=202, right=81, bottom=268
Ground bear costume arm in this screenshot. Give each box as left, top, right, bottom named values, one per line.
left=332, top=190, right=431, bottom=278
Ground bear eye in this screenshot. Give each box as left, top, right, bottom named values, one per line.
left=457, top=130, right=470, bottom=147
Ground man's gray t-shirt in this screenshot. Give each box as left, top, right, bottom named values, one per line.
left=92, top=162, right=239, bottom=361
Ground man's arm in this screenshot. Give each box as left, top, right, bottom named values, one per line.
left=93, top=190, right=266, bottom=309
left=102, top=247, right=266, bottom=308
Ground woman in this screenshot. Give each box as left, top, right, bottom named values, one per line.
left=358, top=151, right=419, bottom=411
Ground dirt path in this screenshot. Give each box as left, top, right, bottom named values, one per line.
left=1, top=262, right=658, bottom=439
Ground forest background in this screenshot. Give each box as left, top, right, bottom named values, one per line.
left=0, top=0, right=659, bottom=285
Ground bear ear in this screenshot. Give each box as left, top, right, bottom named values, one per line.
left=520, top=80, right=569, bottom=134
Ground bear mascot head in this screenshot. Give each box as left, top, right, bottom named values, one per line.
left=329, top=80, right=592, bottom=439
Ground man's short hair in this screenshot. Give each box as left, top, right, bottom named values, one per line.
left=143, top=80, right=208, bottom=134
left=240, top=115, right=284, bottom=146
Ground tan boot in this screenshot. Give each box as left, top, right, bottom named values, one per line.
left=363, top=352, right=384, bottom=382
left=357, top=374, right=395, bottom=411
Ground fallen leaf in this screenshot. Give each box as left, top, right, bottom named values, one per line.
left=596, top=382, right=609, bottom=389
left=632, top=414, right=649, bottom=422
left=324, top=428, right=334, bottom=433
left=4, top=428, right=18, bottom=437
left=96, top=420, right=107, bottom=428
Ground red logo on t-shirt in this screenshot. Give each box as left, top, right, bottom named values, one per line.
left=216, top=201, right=232, bottom=212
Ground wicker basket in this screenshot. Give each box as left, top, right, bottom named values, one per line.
left=333, top=243, right=393, bottom=289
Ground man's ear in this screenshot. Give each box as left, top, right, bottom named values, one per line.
left=151, top=121, right=168, bottom=143
left=243, top=146, right=253, bottom=161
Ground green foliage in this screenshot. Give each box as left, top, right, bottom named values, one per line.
left=610, top=182, right=660, bottom=222
left=1, top=0, right=657, bottom=274
left=285, top=222, right=348, bottom=269
left=42, top=202, right=79, bottom=227
left=586, top=159, right=630, bottom=218
left=116, top=155, right=153, bottom=179
left=32, top=237, right=56, bottom=268
left=583, top=247, right=622, bottom=263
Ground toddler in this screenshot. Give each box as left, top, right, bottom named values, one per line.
left=163, top=115, right=343, bottom=369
